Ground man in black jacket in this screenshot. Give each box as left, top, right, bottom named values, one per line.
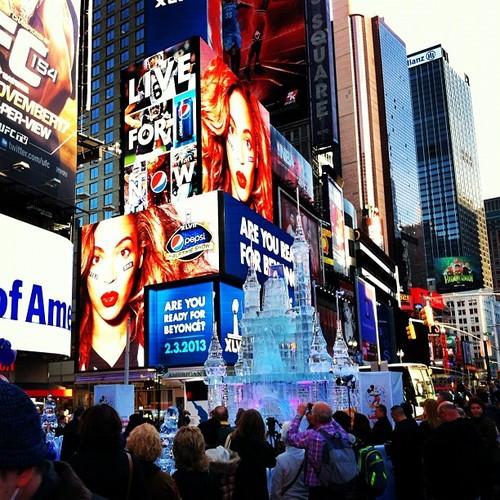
left=370, top=404, right=393, bottom=445
left=0, top=381, right=101, bottom=500
left=423, top=402, right=487, bottom=500
left=389, top=405, right=423, bottom=500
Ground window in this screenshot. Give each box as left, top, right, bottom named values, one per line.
left=93, top=9, right=102, bottom=21
left=105, top=117, right=114, bottom=129
left=91, top=80, right=100, bottom=91
left=76, top=172, right=85, bottom=184
left=105, top=44, right=115, bottom=56
left=90, top=108, right=99, bottom=120
left=104, top=131, right=114, bottom=143
left=90, top=213, right=98, bottom=224
left=106, top=30, right=115, bottom=42
left=105, top=87, right=114, bottom=99
left=90, top=197, right=98, bottom=210
left=120, top=50, right=129, bottom=64
left=104, top=177, right=113, bottom=190
left=105, top=102, right=114, bottom=114
left=90, top=166, right=99, bottom=179
left=137, top=0, right=144, bottom=9
left=106, top=3, right=115, bottom=13
left=136, top=28, right=144, bottom=41
left=92, top=37, right=101, bottom=49
left=104, top=193, right=113, bottom=205
left=135, top=43, right=144, bottom=57
left=94, top=23, right=101, bottom=34
left=91, top=65, right=100, bottom=77
left=136, top=14, right=144, bottom=24
left=120, top=36, right=129, bottom=49
left=104, top=211, right=114, bottom=220
left=106, top=15, right=116, bottom=28
left=90, top=123, right=100, bottom=135
left=104, top=161, right=114, bottom=175
left=91, top=94, right=100, bottom=106
left=105, top=58, right=114, bottom=71
left=105, top=73, right=114, bottom=85
left=90, top=182, right=98, bottom=194
left=121, top=7, right=130, bottom=19
left=120, top=21, right=129, bottom=33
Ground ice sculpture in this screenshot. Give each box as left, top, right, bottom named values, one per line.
left=210, top=196, right=359, bottom=422
left=204, top=321, right=227, bottom=411
left=158, top=406, right=179, bottom=473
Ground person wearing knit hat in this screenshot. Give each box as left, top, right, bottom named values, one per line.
left=0, top=381, right=100, bottom=500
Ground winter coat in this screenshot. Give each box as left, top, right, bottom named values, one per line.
left=208, top=447, right=241, bottom=500
left=140, top=460, right=179, bottom=500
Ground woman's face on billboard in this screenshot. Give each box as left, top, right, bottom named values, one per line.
left=87, top=216, right=141, bottom=323
left=226, top=89, right=255, bottom=203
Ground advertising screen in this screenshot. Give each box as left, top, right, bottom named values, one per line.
left=271, top=126, right=314, bottom=202
left=121, top=38, right=199, bottom=214
left=434, top=256, right=481, bottom=293
left=200, top=40, right=273, bottom=221
left=222, top=0, right=307, bottom=122
left=222, top=193, right=295, bottom=302
left=0, top=214, right=72, bottom=356
left=278, top=189, right=321, bottom=284
left=321, top=223, right=333, bottom=268
left=78, top=191, right=220, bottom=372
left=219, top=282, right=244, bottom=365
left=0, top=1, right=80, bottom=203
left=145, top=0, right=222, bottom=57
left=148, top=281, right=215, bottom=368
left=328, top=180, right=347, bottom=275
left=356, top=277, right=379, bottom=363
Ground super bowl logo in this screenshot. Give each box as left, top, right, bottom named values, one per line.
left=165, top=223, right=213, bottom=261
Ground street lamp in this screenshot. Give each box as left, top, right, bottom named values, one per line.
left=396, top=349, right=405, bottom=363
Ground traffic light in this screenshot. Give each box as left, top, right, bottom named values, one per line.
left=420, top=303, right=435, bottom=329
left=406, top=322, right=416, bottom=340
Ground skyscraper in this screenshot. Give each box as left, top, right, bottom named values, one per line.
left=408, top=45, right=492, bottom=289
left=484, top=197, right=500, bottom=293
left=371, top=16, right=425, bottom=290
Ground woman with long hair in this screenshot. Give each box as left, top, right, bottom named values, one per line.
left=79, top=205, right=214, bottom=370
left=418, top=398, right=441, bottom=443
left=201, top=56, right=272, bottom=221
left=229, top=408, right=276, bottom=500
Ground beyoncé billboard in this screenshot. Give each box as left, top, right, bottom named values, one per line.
left=121, top=37, right=273, bottom=222
left=0, top=1, right=80, bottom=203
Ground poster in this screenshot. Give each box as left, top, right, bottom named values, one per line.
left=433, top=256, right=481, bottom=293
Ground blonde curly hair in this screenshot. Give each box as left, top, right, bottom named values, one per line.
left=127, top=423, right=162, bottom=462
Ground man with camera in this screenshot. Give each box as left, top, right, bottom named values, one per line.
left=287, top=402, right=352, bottom=500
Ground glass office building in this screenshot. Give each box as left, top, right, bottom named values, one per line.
left=485, top=197, right=500, bottom=293
left=409, top=45, right=492, bottom=288
left=76, top=0, right=146, bottom=226
left=372, top=17, right=425, bottom=290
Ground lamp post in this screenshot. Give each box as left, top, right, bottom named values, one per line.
left=396, top=349, right=405, bottom=364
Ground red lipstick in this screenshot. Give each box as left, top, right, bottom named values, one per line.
left=236, top=171, right=247, bottom=189
left=101, top=291, right=118, bottom=308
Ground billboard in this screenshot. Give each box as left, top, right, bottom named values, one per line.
left=148, top=281, right=215, bottom=368
left=305, top=0, right=338, bottom=147
left=78, top=191, right=220, bottom=371
left=356, top=277, right=379, bottom=363
left=147, top=279, right=244, bottom=368
left=434, top=256, right=481, bottom=293
left=222, top=0, right=308, bottom=121
left=0, top=214, right=72, bottom=356
left=121, top=38, right=199, bottom=213
left=222, top=193, right=295, bottom=301
left=0, top=1, right=80, bottom=203
left=278, top=189, right=321, bottom=284
left=200, top=40, right=273, bottom=221
left=145, top=0, right=222, bottom=57
left=328, top=179, right=347, bottom=275
left=271, top=126, right=314, bottom=202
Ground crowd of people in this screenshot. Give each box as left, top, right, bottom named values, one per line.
left=1, top=378, right=499, bottom=500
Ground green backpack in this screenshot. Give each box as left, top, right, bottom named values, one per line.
left=357, top=446, right=388, bottom=496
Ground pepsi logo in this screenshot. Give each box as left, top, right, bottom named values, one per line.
left=170, top=234, right=185, bottom=252
left=178, top=102, right=190, bottom=118
left=150, top=171, right=168, bottom=194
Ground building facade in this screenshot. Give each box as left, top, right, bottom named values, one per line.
left=442, top=289, right=500, bottom=376
left=371, top=16, right=425, bottom=290
left=484, top=197, right=500, bottom=294
left=408, top=46, right=492, bottom=289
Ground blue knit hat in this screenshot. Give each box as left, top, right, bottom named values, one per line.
left=0, top=381, right=47, bottom=468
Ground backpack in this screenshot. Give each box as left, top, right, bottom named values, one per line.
left=357, top=446, right=388, bottom=496
left=316, top=429, right=358, bottom=490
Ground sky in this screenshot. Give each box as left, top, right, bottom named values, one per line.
left=350, top=0, right=500, bottom=200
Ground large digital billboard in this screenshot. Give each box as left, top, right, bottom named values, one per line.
left=222, top=193, right=295, bottom=301
left=0, top=214, right=72, bottom=356
left=121, top=38, right=199, bottom=213
left=78, top=191, right=220, bottom=371
left=148, top=281, right=215, bottom=368
left=356, top=277, right=379, bottom=363
left=278, top=189, right=321, bottom=285
left=328, top=179, right=347, bottom=275
left=200, top=40, right=273, bottom=221
left=0, top=1, right=80, bottom=203
left=222, top=0, right=308, bottom=122
left=434, top=256, right=481, bottom=293
left=145, top=0, right=222, bottom=57
left=147, top=279, right=244, bottom=368
left=271, top=126, right=314, bottom=202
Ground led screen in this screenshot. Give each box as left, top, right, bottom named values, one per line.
left=0, top=214, right=73, bottom=356
left=434, top=256, right=481, bottom=293
left=328, top=180, right=347, bottom=275
left=356, top=277, right=379, bottom=363
left=78, top=191, right=220, bottom=371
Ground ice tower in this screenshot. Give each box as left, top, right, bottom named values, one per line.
left=210, top=196, right=359, bottom=421
left=204, top=321, right=227, bottom=411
